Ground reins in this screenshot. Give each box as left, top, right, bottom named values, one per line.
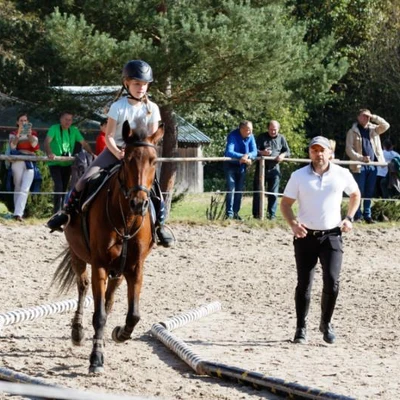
left=105, top=140, right=156, bottom=278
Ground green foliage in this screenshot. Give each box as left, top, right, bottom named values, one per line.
left=372, top=200, right=400, bottom=222
left=24, top=151, right=54, bottom=218
left=2, top=1, right=348, bottom=146
left=287, top=0, right=392, bottom=157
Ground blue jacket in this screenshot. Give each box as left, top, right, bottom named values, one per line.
left=224, top=128, right=257, bottom=168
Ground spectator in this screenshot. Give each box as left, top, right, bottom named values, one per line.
left=44, top=112, right=95, bottom=214
left=224, top=120, right=257, bottom=220
left=252, top=120, right=290, bottom=220
left=345, top=109, right=390, bottom=223
left=376, top=139, right=399, bottom=198
left=8, top=113, right=40, bottom=221
left=46, top=60, right=174, bottom=247
left=280, top=136, right=360, bottom=345
left=329, top=139, right=337, bottom=160
left=95, top=118, right=108, bottom=155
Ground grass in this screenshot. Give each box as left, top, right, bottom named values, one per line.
left=169, top=193, right=400, bottom=230
left=2, top=195, right=400, bottom=230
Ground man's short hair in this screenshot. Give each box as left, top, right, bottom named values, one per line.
left=269, top=120, right=280, bottom=129
left=358, top=108, right=372, bottom=117
left=239, top=120, right=253, bottom=129
left=60, top=111, right=73, bottom=118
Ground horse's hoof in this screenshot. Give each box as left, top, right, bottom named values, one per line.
left=89, top=365, right=104, bottom=374
left=112, top=326, right=130, bottom=343
left=112, top=326, right=123, bottom=343
left=71, top=325, right=85, bottom=346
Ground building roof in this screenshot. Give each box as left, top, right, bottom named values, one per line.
left=0, top=88, right=212, bottom=146
left=176, top=115, right=211, bottom=145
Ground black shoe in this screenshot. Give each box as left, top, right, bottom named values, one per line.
left=233, top=213, right=242, bottom=220
left=364, top=217, right=376, bottom=224
left=320, top=322, right=336, bottom=344
left=156, top=226, right=175, bottom=248
left=47, top=212, right=69, bottom=232
left=293, top=327, right=307, bottom=344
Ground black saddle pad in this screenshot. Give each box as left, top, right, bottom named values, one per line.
left=81, top=163, right=120, bottom=212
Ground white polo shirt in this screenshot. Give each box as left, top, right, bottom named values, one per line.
left=108, top=97, right=161, bottom=147
left=283, top=163, right=359, bottom=230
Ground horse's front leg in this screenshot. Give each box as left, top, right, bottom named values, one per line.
left=70, top=254, right=89, bottom=346
left=105, top=275, right=124, bottom=315
left=112, top=261, right=143, bottom=343
left=89, top=266, right=108, bottom=374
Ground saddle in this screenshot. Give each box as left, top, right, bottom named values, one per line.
left=80, top=163, right=120, bottom=212
left=77, top=164, right=157, bottom=259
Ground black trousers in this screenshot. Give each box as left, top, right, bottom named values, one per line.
left=49, top=165, right=72, bottom=214
left=293, top=230, right=343, bottom=304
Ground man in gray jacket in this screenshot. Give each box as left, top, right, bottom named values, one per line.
left=346, top=109, right=390, bottom=223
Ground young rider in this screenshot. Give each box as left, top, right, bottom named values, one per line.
left=47, top=60, right=174, bottom=247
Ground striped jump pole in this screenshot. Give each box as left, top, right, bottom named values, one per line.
left=0, top=381, right=155, bottom=400
left=151, top=302, right=356, bottom=400
left=0, top=296, right=93, bottom=332
left=160, top=301, right=222, bottom=331
left=0, top=366, right=56, bottom=387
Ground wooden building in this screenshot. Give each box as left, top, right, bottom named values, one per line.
left=174, top=115, right=211, bottom=193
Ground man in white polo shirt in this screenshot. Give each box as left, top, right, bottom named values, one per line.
left=280, top=136, right=361, bottom=345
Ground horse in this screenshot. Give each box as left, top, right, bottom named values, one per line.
left=52, top=121, right=164, bottom=374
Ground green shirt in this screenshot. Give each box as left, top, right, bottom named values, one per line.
left=46, top=124, right=84, bottom=166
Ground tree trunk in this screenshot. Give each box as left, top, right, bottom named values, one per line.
left=159, top=105, right=178, bottom=218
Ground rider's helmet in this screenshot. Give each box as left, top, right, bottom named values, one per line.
left=122, top=60, right=153, bottom=83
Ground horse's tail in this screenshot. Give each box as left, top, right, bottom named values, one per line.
left=52, top=248, right=76, bottom=294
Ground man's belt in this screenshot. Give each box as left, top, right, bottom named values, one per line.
left=306, top=227, right=341, bottom=237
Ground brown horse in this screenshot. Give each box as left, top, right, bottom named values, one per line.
left=53, top=121, right=163, bottom=373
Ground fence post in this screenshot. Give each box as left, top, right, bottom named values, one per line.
left=258, top=157, right=265, bottom=220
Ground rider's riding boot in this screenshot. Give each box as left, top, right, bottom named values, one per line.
left=47, top=188, right=82, bottom=232
left=151, top=179, right=175, bottom=248
left=156, top=223, right=174, bottom=248
left=294, top=289, right=310, bottom=344
left=319, top=291, right=338, bottom=344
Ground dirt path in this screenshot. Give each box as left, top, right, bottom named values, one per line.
left=0, top=222, right=399, bottom=399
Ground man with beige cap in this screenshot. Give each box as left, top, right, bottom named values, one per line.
left=281, top=136, right=360, bottom=345
left=346, top=109, right=390, bottom=223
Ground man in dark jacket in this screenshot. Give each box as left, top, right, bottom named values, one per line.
left=252, top=120, right=290, bottom=219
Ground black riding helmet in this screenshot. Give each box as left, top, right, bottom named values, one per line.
left=122, top=60, right=153, bottom=83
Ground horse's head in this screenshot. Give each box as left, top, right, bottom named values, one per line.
left=119, top=120, right=164, bottom=216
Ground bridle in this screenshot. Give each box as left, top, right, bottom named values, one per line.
left=105, top=141, right=157, bottom=278
left=106, top=141, right=157, bottom=240
left=117, top=141, right=156, bottom=202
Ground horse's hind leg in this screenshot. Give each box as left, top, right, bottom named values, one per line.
left=105, top=275, right=124, bottom=315
left=89, top=265, right=108, bottom=374
left=70, top=253, right=89, bottom=346
left=112, top=262, right=143, bottom=343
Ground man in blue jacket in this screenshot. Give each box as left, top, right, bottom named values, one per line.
left=224, top=121, right=257, bottom=220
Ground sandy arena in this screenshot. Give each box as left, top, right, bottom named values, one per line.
left=0, top=222, right=399, bottom=399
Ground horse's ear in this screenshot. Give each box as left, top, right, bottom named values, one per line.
left=122, top=120, right=131, bottom=142
left=149, top=122, right=164, bottom=145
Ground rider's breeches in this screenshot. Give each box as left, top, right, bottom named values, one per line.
left=75, top=148, right=117, bottom=192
